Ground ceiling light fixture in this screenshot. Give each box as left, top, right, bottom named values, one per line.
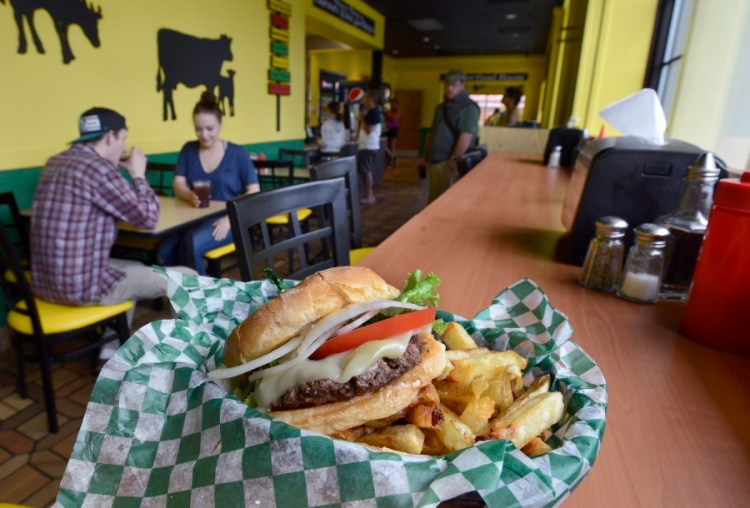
left=505, top=13, right=518, bottom=20
left=408, top=18, right=445, bottom=31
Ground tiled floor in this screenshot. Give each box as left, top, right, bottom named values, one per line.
left=0, top=157, right=428, bottom=507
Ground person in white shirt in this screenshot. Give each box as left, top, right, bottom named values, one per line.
left=357, top=90, right=381, bottom=204
left=319, top=101, right=346, bottom=156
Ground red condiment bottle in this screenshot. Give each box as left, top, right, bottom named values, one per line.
left=679, top=172, right=750, bottom=353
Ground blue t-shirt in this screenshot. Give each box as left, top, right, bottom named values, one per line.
left=175, top=141, right=258, bottom=201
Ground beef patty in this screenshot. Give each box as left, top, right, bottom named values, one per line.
left=271, top=335, right=422, bottom=411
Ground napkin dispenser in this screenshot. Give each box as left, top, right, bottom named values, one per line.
left=562, top=136, right=728, bottom=265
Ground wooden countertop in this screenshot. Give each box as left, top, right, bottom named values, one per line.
left=360, top=152, right=750, bottom=507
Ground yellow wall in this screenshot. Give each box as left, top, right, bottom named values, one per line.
left=384, top=55, right=548, bottom=127
left=571, top=0, right=659, bottom=135
left=542, top=0, right=587, bottom=128
left=669, top=0, right=749, bottom=170
left=0, top=0, right=308, bottom=171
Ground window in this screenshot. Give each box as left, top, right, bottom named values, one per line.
left=644, top=0, right=696, bottom=120
left=471, top=93, right=526, bottom=126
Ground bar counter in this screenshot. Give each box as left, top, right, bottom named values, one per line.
left=361, top=152, right=750, bottom=507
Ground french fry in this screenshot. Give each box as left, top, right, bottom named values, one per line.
left=445, top=349, right=528, bottom=386
left=433, top=379, right=476, bottom=414
left=357, top=424, right=425, bottom=455
left=459, top=396, right=495, bottom=435
left=521, top=436, right=553, bottom=456
left=518, top=374, right=551, bottom=402
left=332, top=426, right=368, bottom=442
left=406, top=403, right=444, bottom=429
left=483, top=365, right=521, bottom=412
left=435, top=404, right=476, bottom=452
left=415, top=383, right=441, bottom=405
left=442, top=322, right=479, bottom=350
left=421, top=429, right=449, bottom=456
left=480, top=391, right=564, bottom=450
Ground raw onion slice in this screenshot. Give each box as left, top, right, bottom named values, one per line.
left=335, top=309, right=379, bottom=337
left=247, top=300, right=424, bottom=383
left=208, top=336, right=303, bottom=380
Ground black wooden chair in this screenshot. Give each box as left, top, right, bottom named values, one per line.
left=255, top=158, right=297, bottom=189
left=310, top=156, right=362, bottom=249
left=146, top=161, right=177, bottom=196
left=0, top=222, right=132, bottom=433
left=227, top=179, right=349, bottom=281
left=0, top=192, right=31, bottom=281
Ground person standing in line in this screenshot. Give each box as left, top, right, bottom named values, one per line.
left=485, top=108, right=503, bottom=126
left=385, top=97, right=400, bottom=168
left=416, top=70, right=480, bottom=202
left=31, top=107, right=196, bottom=362
left=500, top=86, right=523, bottom=126
left=158, top=92, right=260, bottom=274
left=357, top=90, right=381, bottom=204
left=319, top=101, right=346, bottom=159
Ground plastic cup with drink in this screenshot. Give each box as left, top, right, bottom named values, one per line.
left=193, top=180, right=211, bottom=208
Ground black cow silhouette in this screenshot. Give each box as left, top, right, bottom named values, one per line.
left=8, top=0, right=102, bottom=64
left=156, top=28, right=233, bottom=121
left=217, top=69, right=236, bottom=117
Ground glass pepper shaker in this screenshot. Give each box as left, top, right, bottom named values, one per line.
left=579, top=216, right=628, bottom=292
left=617, top=223, right=670, bottom=304
left=656, top=152, right=720, bottom=300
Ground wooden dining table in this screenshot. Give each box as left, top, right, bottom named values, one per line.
left=360, top=152, right=750, bottom=507
left=117, top=195, right=226, bottom=237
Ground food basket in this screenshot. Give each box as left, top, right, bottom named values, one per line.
left=55, top=271, right=607, bottom=508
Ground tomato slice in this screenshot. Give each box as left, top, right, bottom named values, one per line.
left=311, top=308, right=437, bottom=360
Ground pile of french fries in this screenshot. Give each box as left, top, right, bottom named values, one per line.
left=341, top=322, right=565, bottom=456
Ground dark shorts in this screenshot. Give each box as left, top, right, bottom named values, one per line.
left=357, top=149, right=378, bottom=174
left=387, top=127, right=399, bottom=139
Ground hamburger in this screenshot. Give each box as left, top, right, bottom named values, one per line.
left=209, top=266, right=447, bottom=436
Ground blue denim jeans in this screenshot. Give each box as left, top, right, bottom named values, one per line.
left=157, top=218, right=232, bottom=275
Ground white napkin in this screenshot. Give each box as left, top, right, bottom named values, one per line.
left=598, top=88, right=667, bottom=145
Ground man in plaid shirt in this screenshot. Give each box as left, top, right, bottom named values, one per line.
left=31, top=107, right=195, bottom=358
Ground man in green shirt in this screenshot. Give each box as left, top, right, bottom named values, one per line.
left=417, top=70, right=480, bottom=202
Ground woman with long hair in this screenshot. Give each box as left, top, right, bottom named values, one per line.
left=158, top=91, right=260, bottom=274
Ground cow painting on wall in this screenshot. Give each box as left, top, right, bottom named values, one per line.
left=156, top=28, right=236, bottom=121
left=6, top=0, right=103, bottom=64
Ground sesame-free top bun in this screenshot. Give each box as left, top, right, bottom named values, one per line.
left=223, top=266, right=400, bottom=367
left=269, top=333, right=446, bottom=436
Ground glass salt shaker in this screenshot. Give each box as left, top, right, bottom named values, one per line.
left=617, top=223, right=671, bottom=304
left=548, top=145, right=562, bottom=168
left=579, top=216, right=628, bottom=292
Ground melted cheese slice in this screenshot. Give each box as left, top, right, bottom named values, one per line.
left=255, top=332, right=413, bottom=409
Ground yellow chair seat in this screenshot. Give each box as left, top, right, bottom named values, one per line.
left=265, top=208, right=313, bottom=225
left=4, top=267, right=31, bottom=284
left=204, top=242, right=236, bottom=260
left=7, top=299, right=132, bottom=335
left=350, top=247, right=375, bottom=265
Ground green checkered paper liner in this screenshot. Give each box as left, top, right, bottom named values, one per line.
left=56, top=271, right=607, bottom=508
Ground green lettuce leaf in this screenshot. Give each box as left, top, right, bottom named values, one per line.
left=381, top=270, right=441, bottom=318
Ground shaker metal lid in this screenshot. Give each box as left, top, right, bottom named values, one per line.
left=634, top=223, right=671, bottom=247
left=595, top=216, right=628, bottom=237
left=687, top=152, right=720, bottom=178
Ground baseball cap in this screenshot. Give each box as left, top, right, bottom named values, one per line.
left=444, top=69, right=466, bottom=83
left=70, top=107, right=127, bottom=144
